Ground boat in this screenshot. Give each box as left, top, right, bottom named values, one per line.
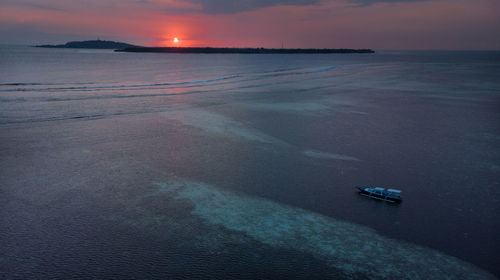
left=356, top=186, right=402, bottom=203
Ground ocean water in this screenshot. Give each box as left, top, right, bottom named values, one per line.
left=1, top=46, right=499, bottom=279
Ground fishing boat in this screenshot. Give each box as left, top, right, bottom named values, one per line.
left=356, top=186, right=402, bottom=203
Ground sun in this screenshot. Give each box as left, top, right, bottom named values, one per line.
left=173, top=37, right=179, bottom=44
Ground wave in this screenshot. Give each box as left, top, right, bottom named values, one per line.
left=0, top=82, right=96, bottom=86
left=254, top=66, right=335, bottom=80
left=0, top=75, right=240, bottom=93
left=0, top=87, right=220, bottom=103
left=0, top=66, right=336, bottom=94
left=0, top=111, right=147, bottom=125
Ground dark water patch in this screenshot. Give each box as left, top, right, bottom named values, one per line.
left=0, top=169, right=357, bottom=280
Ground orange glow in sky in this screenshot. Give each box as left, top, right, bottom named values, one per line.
left=0, top=0, right=499, bottom=50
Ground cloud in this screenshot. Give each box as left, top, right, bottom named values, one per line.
left=348, top=0, right=428, bottom=6
left=0, top=0, right=430, bottom=15
left=0, top=0, right=66, bottom=11
left=177, top=0, right=431, bottom=14
left=0, top=26, right=89, bottom=45
left=181, top=0, right=320, bottom=14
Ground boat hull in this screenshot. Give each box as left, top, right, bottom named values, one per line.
left=356, top=186, right=402, bottom=203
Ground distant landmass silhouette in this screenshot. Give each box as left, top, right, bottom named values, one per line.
left=116, top=47, right=375, bottom=54
left=34, top=40, right=374, bottom=54
left=35, top=40, right=138, bottom=49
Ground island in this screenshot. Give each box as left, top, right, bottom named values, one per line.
left=115, top=47, right=375, bottom=54
left=35, top=40, right=138, bottom=49
left=34, top=40, right=374, bottom=53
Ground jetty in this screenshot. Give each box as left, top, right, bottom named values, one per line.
left=115, top=47, right=374, bottom=54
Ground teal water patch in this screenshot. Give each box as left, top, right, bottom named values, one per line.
left=423, top=94, right=485, bottom=102
left=241, top=102, right=330, bottom=113
left=162, top=108, right=361, bottom=164
left=303, top=150, right=360, bottom=161
left=239, top=98, right=357, bottom=115
left=481, top=133, right=500, bottom=142
left=162, top=108, right=289, bottom=146
left=348, top=110, right=369, bottom=115
left=155, top=179, right=495, bottom=280
left=489, top=164, right=500, bottom=172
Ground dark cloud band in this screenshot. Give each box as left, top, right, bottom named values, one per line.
left=183, top=0, right=320, bottom=14
left=349, top=0, right=427, bottom=6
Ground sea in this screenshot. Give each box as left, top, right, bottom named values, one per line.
left=1, top=46, right=499, bottom=279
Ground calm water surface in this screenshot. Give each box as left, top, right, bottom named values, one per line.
left=1, top=46, right=499, bottom=279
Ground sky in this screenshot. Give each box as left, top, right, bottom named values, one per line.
left=0, top=0, right=499, bottom=50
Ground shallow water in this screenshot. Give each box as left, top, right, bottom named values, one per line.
left=155, top=178, right=493, bottom=279
left=1, top=46, right=499, bottom=279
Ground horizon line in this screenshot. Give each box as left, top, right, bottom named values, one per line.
left=1, top=43, right=500, bottom=52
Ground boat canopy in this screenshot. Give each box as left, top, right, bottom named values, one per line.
left=374, top=187, right=385, bottom=191
left=387, top=189, right=402, bottom=193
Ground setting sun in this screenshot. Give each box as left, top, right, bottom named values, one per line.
left=173, top=37, right=179, bottom=44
